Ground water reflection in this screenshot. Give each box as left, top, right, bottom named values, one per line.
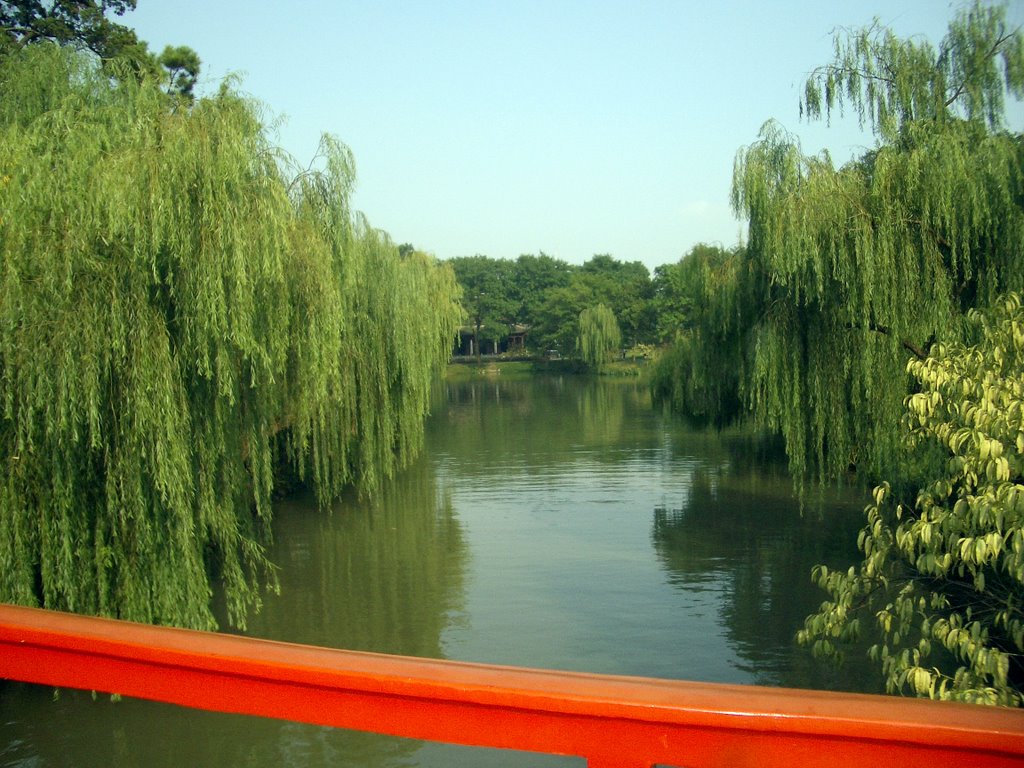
left=3, top=375, right=884, bottom=768
left=1, top=446, right=469, bottom=768
left=652, top=465, right=883, bottom=692
left=429, top=378, right=879, bottom=693
left=0, top=684, right=423, bottom=768
left=248, top=455, right=467, bottom=657
left=433, top=377, right=645, bottom=464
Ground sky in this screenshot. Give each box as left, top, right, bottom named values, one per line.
left=125, top=1, right=1024, bottom=272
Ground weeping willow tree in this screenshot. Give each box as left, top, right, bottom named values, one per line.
left=576, top=303, right=621, bottom=371
left=0, top=44, right=461, bottom=630
left=650, top=244, right=752, bottom=429
left=284, top=144, right=462, bottom=503
left=660, top=2, right=1024, bottom=490
left=719, top=1, right=1024, bottom=705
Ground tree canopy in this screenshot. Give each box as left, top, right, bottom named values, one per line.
left=0, top=44, right=461, bottom=630
left=576, top=303, right=621, bottom=371
left=445, top=252, right=655, bottom=357
left=506, top=252, right=572, bottom=329
left=650, top=243, right=750, bottom=429
left=447, top=254, right=516, bottom=354
left=1, top=0, right=142, bottom=59
left=1, top=1, right=202, bottom=99
left=800, top=294, right=1024, bottom=705
left=801, top=1, right=1024, bottom=137
left=578, top=255, right=656, bottom=347
left=654, top=1, right=1024, bottom=489
left=156, top=43, right=200, bottom=99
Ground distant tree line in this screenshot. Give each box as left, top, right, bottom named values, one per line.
left=442, top=249, right=732, bottom=359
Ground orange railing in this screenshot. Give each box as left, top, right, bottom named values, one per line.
left=1, top=603, right=1023, bottom=767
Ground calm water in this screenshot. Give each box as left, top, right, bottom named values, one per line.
left=1, top=375, right=880, bottom=767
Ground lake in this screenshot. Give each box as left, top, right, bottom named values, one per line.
left=1, top=374, right=880, bottom=767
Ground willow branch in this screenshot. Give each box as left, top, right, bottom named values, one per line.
left=848, top=322, right=928, bottom=360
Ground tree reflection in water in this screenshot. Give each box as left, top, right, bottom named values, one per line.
left=652, top=462, right=883, bottom=693
left=1, top=455, right=469, bottom=768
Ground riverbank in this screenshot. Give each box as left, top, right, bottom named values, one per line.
left=445, top=356, right=648, bottom=381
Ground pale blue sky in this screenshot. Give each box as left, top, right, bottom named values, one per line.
left=126, top=1, right=1024, bottom=271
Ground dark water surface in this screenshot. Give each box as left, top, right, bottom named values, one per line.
left=1, top=375, right=881, bottom=767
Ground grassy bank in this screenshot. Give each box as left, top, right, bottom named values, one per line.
left=444, top=357, right=648, bottom=381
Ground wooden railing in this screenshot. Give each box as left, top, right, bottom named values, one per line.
left=1, top=603, right=1023, bottom=767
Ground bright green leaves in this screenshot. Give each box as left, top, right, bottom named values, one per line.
left=285, top=154, right=461, bottom=502
left=0, top=45, right=461, bottom=630
left=800, top=294, right=1024, bottom=706
left=700, top=4, right=1024, bottom=490
left=446, top=252, right=655, bottom=357
left=576, top=304, right=621, bottom=372
left=801, top=1, right=1024, bottom=138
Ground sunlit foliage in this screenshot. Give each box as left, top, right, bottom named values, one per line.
left=649, top=2, right=1024, bottom=703
left=576, top=304, right=621, bottom=372
left=0, top=44, right=460, bottom=630
left=660, top=2, right=1024, bottom=489
left=801, top=0, right=1024, bottom=138
left=800, top=294, right=1024, bottom=705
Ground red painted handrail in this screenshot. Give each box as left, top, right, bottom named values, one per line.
left=1, top=604, right=1023, bottom=767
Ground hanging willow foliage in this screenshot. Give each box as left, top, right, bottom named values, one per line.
left=285, top=146, right=462, bottom=502
left=659, top=2, right=1024, bottom=489
left=576, top=303, right=621, bottom=371
left=650, top=244, right=753, bottom=429
left=0, top=44, right=461, bottom=630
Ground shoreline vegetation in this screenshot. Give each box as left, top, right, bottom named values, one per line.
left=0, top=43, right=462, bottom=632
left=444, top=356, right=648, bottom=381
left=3, top=0, right=1024, bottom=706
left=642, top=3, right=1024, bottom=706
